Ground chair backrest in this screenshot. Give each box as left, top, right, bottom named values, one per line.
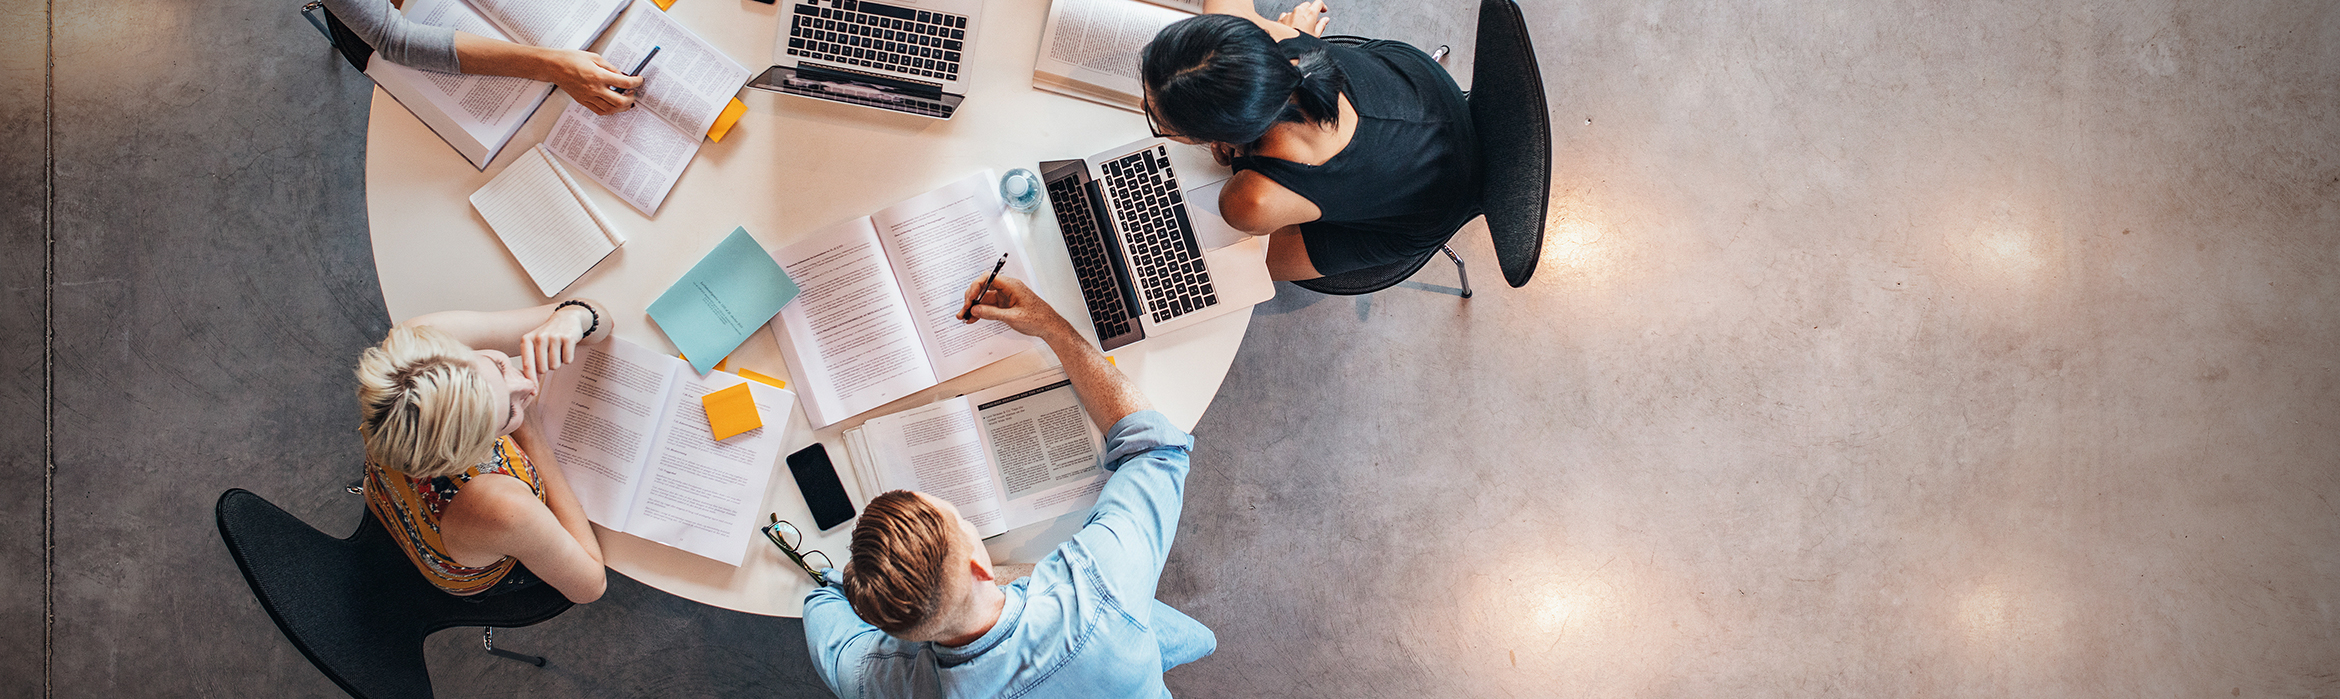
left=215, top=489, right=571, bottom=699
left=1468, top=0, right=1552, bottom=288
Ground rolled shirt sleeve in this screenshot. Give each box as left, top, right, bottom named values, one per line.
left=322, top=0, right=462, bottom=73
left=802, top=570, right=883, bottom=699
left=1071, top=410, right=1194, bottom=603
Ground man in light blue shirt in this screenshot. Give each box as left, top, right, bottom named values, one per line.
left=803, top=276, right=1217, bottom=699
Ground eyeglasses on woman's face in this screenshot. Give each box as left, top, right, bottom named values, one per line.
left=761, top=514, right=835, bottom=586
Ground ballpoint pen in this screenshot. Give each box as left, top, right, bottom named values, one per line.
left=961, top=253, right=1010, bottom=321
left=614, top=46, right=661, bottom=95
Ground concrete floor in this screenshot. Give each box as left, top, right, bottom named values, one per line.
left=6, top=0, right=2338, bottom=696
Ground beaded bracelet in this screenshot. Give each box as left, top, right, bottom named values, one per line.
left=555, top=300, right=600, bottom=338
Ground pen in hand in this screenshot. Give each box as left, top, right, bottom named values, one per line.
left=960, top=253, right=1010, bottom=321
left=614, top=46, right=661, bottom=95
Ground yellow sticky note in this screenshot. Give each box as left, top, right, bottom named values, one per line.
left=702, top=383, right=762, bottom=440
left=1105, top=355, right=1117, bottom=366
left=706, top=98, right=748, bottom=143
left=712, top=355, right=731, bottom=373
left=738, top=368, right=788, bottom=390
left=651, top=0, right=676, bottom=10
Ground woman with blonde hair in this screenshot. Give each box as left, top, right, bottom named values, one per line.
left=354, top=300, right=613, bottom=603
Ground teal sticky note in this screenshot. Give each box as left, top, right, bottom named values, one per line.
left=648, top=227, right=801, bottom=375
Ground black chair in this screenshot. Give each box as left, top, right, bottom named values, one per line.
left=1291, top=0, right=1551, bottom=297
left=216, top=488, right=572, bottom=699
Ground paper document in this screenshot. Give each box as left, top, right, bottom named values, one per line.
left=648, top=227, right=802, bottom=376
left=844, top=370, right=1107, bottom=538
left=530, top=337, right=794, bottom=566
left=470, top=144, right=625, bottom=296
left=770, top=171, right=1035, bottom=427
left=545, top=1, right=750, bottom=214
left=359, top=0, right=627, bottom=168
left=1033, top=0, right=1195, bottom=110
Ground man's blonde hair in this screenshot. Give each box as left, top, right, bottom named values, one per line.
left=355, top=325, right=499, bottom=479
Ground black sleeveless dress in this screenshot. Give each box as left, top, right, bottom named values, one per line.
left=1229, top=34, right=1480, bottom=276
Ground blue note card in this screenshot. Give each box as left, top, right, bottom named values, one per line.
left=648, top=227, right=800, bottom=375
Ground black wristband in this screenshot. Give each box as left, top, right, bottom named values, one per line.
left=555, top=300, right=599, bottom=338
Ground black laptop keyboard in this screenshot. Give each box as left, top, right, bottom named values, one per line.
left=1103, top=146, right=1217, bottom=324
left=786, top=0, right=966, bottom=82
left=1045, top=175, right=1141, bottom=347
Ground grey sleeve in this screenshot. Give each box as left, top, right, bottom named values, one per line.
left=321, top=0, right=462, bottom=73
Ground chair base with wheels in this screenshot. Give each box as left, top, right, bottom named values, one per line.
left=217, top=488, right=572, bottom=699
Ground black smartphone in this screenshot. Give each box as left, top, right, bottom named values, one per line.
left=788, top=444, right=857, bottom=531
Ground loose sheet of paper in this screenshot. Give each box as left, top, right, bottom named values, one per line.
left=470, top=146, right=620, bottom=296
left=872, top=171, right=1034, bottom=380
left=544, top=101, right=698, bottom=215
left=600, top=2, right=751, bottom=138
left=772, top=219, right=938, bottom=426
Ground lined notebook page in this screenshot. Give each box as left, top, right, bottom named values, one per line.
left=470, top=145, right=623, bottom=296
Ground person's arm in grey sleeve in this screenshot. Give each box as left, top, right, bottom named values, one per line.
left=315, top=0, right=644, bottom=115
left=321, top=0, right=460, bottom=73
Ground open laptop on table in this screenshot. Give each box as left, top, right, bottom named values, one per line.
left=748, top=0, right=979, bottom=119
left=1040, top=139, right=1276, bottom=352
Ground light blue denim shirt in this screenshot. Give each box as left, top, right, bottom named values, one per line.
left=804, top=410, right=1216, bottom=699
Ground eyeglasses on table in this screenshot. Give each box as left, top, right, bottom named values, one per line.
left=761, top=514, right=836, bottom=587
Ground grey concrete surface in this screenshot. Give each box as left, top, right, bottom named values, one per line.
left=9, top=0, right=2339, bottom=696
left=1163, top=1, right=2340, bottom=696
left=2, top=0, right=48, bottom=693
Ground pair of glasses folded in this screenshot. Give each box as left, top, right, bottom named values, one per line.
left=761, top=514, right=836, bottom=587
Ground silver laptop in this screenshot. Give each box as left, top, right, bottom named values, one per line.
left=1039, top=139, right=1276, bottom=351
left=748, top=0, right=980, bottom=119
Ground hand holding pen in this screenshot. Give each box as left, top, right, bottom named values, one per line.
left=539, top=48, right=646, bottom=115
left=960, top=253, right=1011, bottom=321
left=614, top=46, right=661, bottom=95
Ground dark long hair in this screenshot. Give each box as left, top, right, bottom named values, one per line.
left=1141, top=14, right=1348, bottom=147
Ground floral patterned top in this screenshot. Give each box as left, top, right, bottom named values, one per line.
left=363, top=436, right=546, bottom=595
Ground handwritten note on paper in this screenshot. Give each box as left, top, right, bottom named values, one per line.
left=648, top=227, right=801, bottom=375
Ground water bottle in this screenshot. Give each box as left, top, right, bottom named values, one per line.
left=1001, top=168, right=1042, bottom=213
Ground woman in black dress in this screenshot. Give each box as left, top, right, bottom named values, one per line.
left=1142, top=1, right=1479, bottom=280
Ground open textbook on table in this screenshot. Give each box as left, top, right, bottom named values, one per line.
left=770, top=171, right=1035, bottom=427
left=843, top=369, right=1107, bottom=538
left=1033, top=0, right=1201, bottom=111
left=360, top=0, right=629, bottom=168
left=529, top=337, right=794, bottom=566
left=546, top=1, right=752, bottom=216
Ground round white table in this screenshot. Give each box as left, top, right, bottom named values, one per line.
left=366, top=0, right=1255, bottom=617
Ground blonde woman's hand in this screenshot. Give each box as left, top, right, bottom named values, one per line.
left=1277, top=0, right=1329, bottom=37
left=520, top=304, right=594, bottom=379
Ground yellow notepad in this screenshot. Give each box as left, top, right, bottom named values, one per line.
left=702, top=383, right=762, bottom=440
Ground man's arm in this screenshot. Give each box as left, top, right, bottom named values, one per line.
left=802, top=577, right=883, bottom=699
left=965, top=277, right=1191, bottom=600
left=961, top=277, right=1148, bottom=432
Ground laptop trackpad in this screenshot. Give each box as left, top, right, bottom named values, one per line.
left=1183, top=177, right=1251, bottom=251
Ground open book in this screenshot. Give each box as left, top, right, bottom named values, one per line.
left=544, top=1, right=750, bottom=216
left=364, top=0, right=630, bottom=168
left=530, top=337, right=794, bottom=566
left=770, top=171, right=1035, bottom=428
left=842, top=370, right=1107, bottom=538
left=469, top=143, right=625, bottom=297
left=1032, top=0, right=1202, bottom=111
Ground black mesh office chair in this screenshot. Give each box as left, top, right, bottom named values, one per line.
left=1291, top=0, right=1551, bottom=297
left=216, top=488, right=571, bottom=699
